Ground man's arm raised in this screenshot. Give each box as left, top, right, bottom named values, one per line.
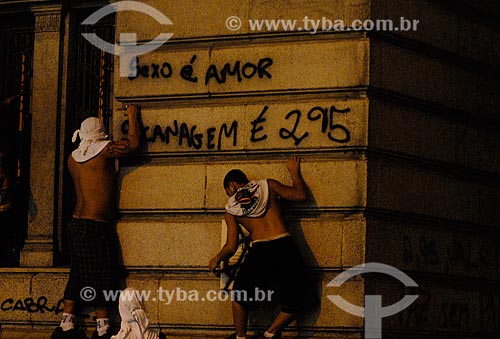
left=268, top=156, right=307, bottom=201
left=125, top=104, right=140, bottom=152
left=106, top=104, right=141, bottom=158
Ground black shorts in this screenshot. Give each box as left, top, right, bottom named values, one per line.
left=63, top=218, right=121, bottom=308
left=232, top=235, right=318, bottom=313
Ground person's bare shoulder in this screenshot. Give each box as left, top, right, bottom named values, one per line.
left=267, top=178, right=283, bottom=193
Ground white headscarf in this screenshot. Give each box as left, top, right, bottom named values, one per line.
left=71, top=117, right=111, bottom=162
left=111, top=288, right=160, bottom=339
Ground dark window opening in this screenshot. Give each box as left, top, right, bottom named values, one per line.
left=0, top=14, right=35, bottom=267
left=59, top=9, right=115, bottom=263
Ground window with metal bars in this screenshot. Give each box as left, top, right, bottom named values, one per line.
left=0, top=14, right=34, bottom=267
left=60, top=8, right=115, bottom=262
left=68, top=9, right=115, bottom=132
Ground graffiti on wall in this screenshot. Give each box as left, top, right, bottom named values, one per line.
left=121, top=104, right=351, bottom=151
left=278, top=105, right=351, bottom=145
left=128, top=55, right=273, bottom=85
left=400, top=288, right=500, bottom=334
left=398, top=234, right=500, bottom=333
left=122, top=54, right=354, bottom=151
left=402, top=235, right=499, bottom=274
left=1, top=296, right=64, bottom=314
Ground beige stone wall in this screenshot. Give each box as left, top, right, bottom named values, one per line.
left=365, top=0, right=500, bottom=338
left=117, top=0, right=370, bottom=41
left=113, top=0, right=372, bottom=337
left=1, top=0, right=499, bottom=338
left=368, top=98, right=500, bottom=173
left=371, top=0, right=500, bottom=68
left=111, top=0, right=500, bottom=337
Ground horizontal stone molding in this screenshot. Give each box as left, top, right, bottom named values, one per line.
left=116, top=99, right=367, bottom=154
left=118, top=159, right=367, bottom=211
left=369, top=277, right=500, bottom=335
left=370, top=39, right=500, bottom=118
left=32, top=6, right=61, bottom=33
left=370, top=0, right=500, bottom=69
left=366, top=216, right=500, bottom=281
left=114, top=38, right=368, bottom=99
left=0, top=270, right=364, bottom=330
left=368, top=95, right=500, bottom=174
left=367, top=157, right=500, bottom=226
left=116, top=0, right=370, bottom=41
left=116, top=216, right=366, bottom=268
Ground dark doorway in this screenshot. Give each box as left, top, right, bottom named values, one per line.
left=60, top=8, right=115, bottom=263
left=0, top=14, right=34, bottom=267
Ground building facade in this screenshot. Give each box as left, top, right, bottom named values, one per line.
left=0, top=0, right=499, bottom=338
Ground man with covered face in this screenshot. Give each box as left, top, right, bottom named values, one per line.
left=52, top=105, right=141, bottom=339
left=209, top=156, right=318, bottom=339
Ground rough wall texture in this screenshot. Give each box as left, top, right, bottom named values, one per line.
left=365, top=0, right=500, bottom=338
left=1, top=0, right=499, bottom=338
left=113, top=1, right=370, bottom=337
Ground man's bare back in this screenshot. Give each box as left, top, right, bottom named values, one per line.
left=232, top=181, right=289, bottom=241
left=210, top=156, right=306, bottom=271
left=68, top=149, right=118, bottom=221
left=68, top=105, right=140, bottom=222
left=55, top=105, right=141, bottom=337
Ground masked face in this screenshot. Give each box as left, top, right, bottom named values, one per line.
left=225, top=182, right=242, bottom=197
left=225, top=183, right=234, bottom=197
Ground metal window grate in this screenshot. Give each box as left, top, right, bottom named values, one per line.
left=60, top=9, right=116, bottom=263
left=72, top=10, right=115, bottom=131
left=0, top=14, right=35, bottom=266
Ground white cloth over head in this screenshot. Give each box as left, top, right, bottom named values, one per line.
left=225, top=179, right=270, bottom=217
left=71, top=117, right=111, bottom=162
left=111, top=288, right=160, bottom=339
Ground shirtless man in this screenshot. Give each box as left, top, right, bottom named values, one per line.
left=52, top=105, right=140, bottom=339
left=209, top=156, right=317, bottom=339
